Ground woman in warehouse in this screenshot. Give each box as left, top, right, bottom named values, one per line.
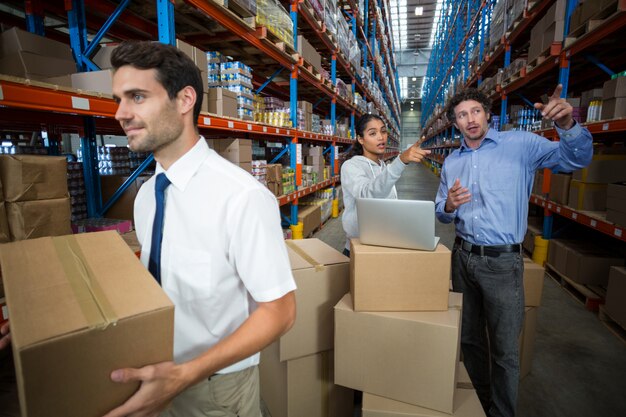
left=340, top=114, right=430, bottom=256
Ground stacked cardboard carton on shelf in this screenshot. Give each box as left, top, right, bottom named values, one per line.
left=0, top=155, right=72, bottom=241
left=606, top=182, right=626, bottom=227
left=528, top=0, right=566, bottom=66
left=605, top=266, right=626, bottom=330
left=600, top=75, right=626, bottom=120
left=208, top=138, right=253, bottom=173
left=260, top=238, right=353, bottom=417
left=568, top=154, right=626, bottom=211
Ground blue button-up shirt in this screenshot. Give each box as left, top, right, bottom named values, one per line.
left=435, top=124, right=593, bottom=245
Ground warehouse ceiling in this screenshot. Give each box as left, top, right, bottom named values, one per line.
left=388, top=0, right=441, bottom=102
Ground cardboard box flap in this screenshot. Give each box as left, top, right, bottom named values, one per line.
left=285, top=238, right=349, bottom=270
left=0, top=231, right=172, bottom=349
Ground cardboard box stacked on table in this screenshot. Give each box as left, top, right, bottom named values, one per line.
left=0, top=155, right=72, bottom=241
left=259, top=238, right=354, bottom=417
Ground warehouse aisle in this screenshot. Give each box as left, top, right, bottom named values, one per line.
left=314, top=162, right=626, bottom=417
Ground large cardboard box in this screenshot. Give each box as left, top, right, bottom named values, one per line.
left=520, top=307, right=538, bottom=379
left=523, top=258, right=544, bottom=307
left=547, top=239, right=568, bottom=275
left=602, top=76, right=626, bottom=100
left=523, top=218, right=543, bottom=254
left=6, top=197, right=72, bottom=241
left=260, top=344, right=353, bottom=417
left=0, top=231, right=174, bottom=417
left=575, top=155, right=626, bottom=184
left=567, top=180, right=607, bottom=211
left=0, top=51, right=76, bottom=81
left=100, top=174, right=151, bottom=222
left=215, top=138, right=252, bottom=163
left=607, top=209, right=626, bottom=227
left=549, top=173, right=571, bottom=205
left=281, top=239, right=349, bottom=361
left=334, top=293, right=462, bottom=413
left=601, top=97, right=626, bottom=120
left=605, top=267, right=626, bottom=329
left=0, top=155, right=68, bottom=202
left=0, top=27, right=73, bottom=60
left=207, top=88, right=238, bottom=118
left=606, top=182, right=626, bottom=226
left=350, top=239, right=451, bottom=311
left=362, top=388, right=484, bottom=417
left=93, top=43, right=119, bottom=69
left=298, top=205, right=322, bottom=237
left=71, top=69, right=113, bottom=95
left=564, top=243, right=624, bottom=286
left=542, top=20, right=565, bottom=51
left=297, top=35, right=322, bottom=74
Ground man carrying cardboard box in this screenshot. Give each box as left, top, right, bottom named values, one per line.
left=107, top=41, right=296, bottom=417
left=436, top=85, right=592, bottom=417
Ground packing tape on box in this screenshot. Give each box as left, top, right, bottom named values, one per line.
left=53, top=236, right=118, bottom=329
left=285, top=240, right=325, bottom=271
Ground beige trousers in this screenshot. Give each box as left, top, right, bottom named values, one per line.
left=161, top=365, right=261, bottom=417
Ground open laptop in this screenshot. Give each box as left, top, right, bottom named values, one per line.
left=356, top=198, right=440, bottom=251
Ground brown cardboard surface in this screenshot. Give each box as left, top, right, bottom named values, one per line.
left=573, top=155, right=626, bottom=183
left=93, top=43, right=119, bottom=69
left=607, top=182, right=626, bottom=200
left=121, top=230, right=141, bottom=256
left=601, top=97, right=626, bottom=120
left=260, top=344, right=353, bottom=417
left=350, top=239, right=451, bottom=311
left=298, top=205, right=322, bottom=237
left=0, top=231, right=174, bottom=417
left=603, top=76, right=626, bottom=99
left=607, top=209, right=626, bottom=227
left=362, top=388, right=485, bottom=417
left=194, top=47, right=208, bottom=74
left=42, top=74, right=73, bottom=87
left=100, top=175, right=151, bottom=222
left=542, top=20, right=565, bottom=51
left=71, top=69, right=113, bottom=95
left=564, top=242, right=624, bottom=286
left=297, top=36, right=322, bottom=74
left=523, top=258, right=544, bottom=307
left=6, top=197, right=72, bottom=241
left=605, top=267, right=626, bottom=329
left=207, top=89, right=238, bottom=117
left=0, top=201, right=10, bottom=243
left=0, top=51, right=76, bottom=81
left=0, top=27, right=73, bottom=60
left=456, top=362, right=472, bottom=388
left=520, top=307, right=538, bottom=379
left=282, top=239, right=349, bottom=361
left=215, top=138, right=252, bottom=163
left=334, top=292, right=462, bottom=413
left=0, top=155, right=68, bottom=202
left=567, top=180, right=607, bottom=211
left=549, top=173, right=571, bottom=205
left=523, top=219, right=543, bottom=254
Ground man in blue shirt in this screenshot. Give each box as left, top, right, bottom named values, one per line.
left=435, top=85, right=592, bottom=417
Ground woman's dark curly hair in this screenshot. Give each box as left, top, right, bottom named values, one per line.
left=446, top=88, right=492, bottom=122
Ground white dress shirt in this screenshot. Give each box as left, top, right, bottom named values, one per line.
left=135, top=137, right=296, bottom=373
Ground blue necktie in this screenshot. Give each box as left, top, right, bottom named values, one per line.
left=148, top=173, right=171, bottom=284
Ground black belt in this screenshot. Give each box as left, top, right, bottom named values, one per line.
left=455, top=237, right=521, bottom=257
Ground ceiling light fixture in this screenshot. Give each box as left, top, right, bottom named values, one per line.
left=410, top=101, right=414, bottom=104
left=415, top=6, right=423, bottom=16
left=412, top=77, right=416, bottom=81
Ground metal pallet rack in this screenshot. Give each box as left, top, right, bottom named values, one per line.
left=0, top=0, right=401, bottom=228
left=418, top=0, right=626, bottom=242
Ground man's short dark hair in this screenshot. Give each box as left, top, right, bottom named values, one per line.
left=446, top=88, right=492, bottom=122
left=110, top=41, right=204, bottom=124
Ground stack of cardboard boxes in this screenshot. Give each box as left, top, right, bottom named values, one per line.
left=528, top=0, right=566, bottom=65
left=208, top=138, right=253, bottom=173
left=568, top=154, right=626, bottom=211
left=0, top=155, right=71, bottom=241
left=305, top=145, right=326, bottom=183
left=605, top=266, right=626, bottom=331
left=607, top=182, right=626, bottom=227
left=600, top=75, right=626, bottom=120
left=260, top=239, right=353, bottom=417
left=334, top=239, right=482, bottom=416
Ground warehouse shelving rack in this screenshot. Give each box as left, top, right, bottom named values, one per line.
left=418, top=0, right=626, bottom=243
left=0, top=0, right=401, bottom=228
